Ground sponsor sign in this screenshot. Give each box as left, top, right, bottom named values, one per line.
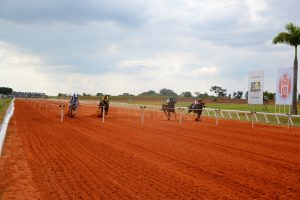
left=248, top=70, right=264, bottom=104
left=276, top=68, right=293, bottom=105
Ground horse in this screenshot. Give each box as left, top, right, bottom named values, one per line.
left=188, top=101, right=206, bottom=121
left=68, top=96, right=79, bottom=118
left=98, top=95, right=110, bottom=118
left=162, top=98, right=176, bottom=120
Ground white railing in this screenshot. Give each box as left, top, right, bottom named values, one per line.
left=16, top=99, right=300, bottom=128
left=110, top=102, right=300, bottom=128
left=0, top=99, right=15, bottom=156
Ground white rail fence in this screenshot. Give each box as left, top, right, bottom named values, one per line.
left=110, top=102, right=300, bottom=128
left=18, top=99, right=300, bottom=128
left=0, top=99, right=15, bottom=156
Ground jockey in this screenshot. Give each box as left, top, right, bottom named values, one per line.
left=99, top=95, right=109, bottom=107
left=164, top=98, right=171, bottom=105
left=192, top=99, right=202, bottom=109
left=164, top=97, right=176, bottom=105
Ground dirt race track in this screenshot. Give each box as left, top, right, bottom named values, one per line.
left=1, top=99, right=300, bottom=200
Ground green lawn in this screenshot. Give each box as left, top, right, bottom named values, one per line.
left=0, top=98, right=12, bottom=122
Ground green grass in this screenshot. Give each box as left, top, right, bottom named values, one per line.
left=0, top=98, right=12, bottom=122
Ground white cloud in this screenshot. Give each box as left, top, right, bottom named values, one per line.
left=0, top=0, right=299, bottom=96
left=192, top=67, right=219, bottom=76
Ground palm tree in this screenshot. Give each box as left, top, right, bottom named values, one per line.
left=273, top=23, right=300, bottom=114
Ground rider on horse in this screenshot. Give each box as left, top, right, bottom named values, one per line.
left=68, top=93, right=79, bottom=117
left=69, top=93, right=79, bottom=109
left=162, top=97, right=176, bottom=120
left=98, top=95, right=110, bottom=117
left=189, top=99, right=206, bottom=121
left=192, top=99, right=202, bottom=109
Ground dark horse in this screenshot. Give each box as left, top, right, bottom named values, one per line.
left=188, top=100, right=206, bottom=121
left=98, top=95, right=110, bottom=118
left=162, top=98, right=176, bottom=120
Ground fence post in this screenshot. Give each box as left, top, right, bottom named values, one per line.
left=251, top=111, right=255, bottom=128
left=59, top=104, right=65, bottom=125
left=287, top=114, right=294, bottom=129
left=236, top=111, right=240, bottom=120
left=140, top=106, right=146, bottom=125
left=263, top=113, right=269, bottom=124
left=228, top=111, right=232, bottom=119
left=215, top=109, right=219, bottom=126
left=179, top=108, right=183, bottom=126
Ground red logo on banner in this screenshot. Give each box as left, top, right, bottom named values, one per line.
left=278, top=74, right=291, bottom=99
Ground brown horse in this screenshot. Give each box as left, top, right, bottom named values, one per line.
left=188, top=100, right=206, bottom=121
left=98, top=95, right=110, bottom=118
left=162, top=98, right=176, bottom=120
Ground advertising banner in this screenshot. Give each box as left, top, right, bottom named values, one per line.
left=275, top=68, right=293, bottom=105
left=248, top=70, right=264, bottom=104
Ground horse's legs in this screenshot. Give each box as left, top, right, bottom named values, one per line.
left=163, top=110, right=168, bottom=119
left=195, top=113, right=201, bottom=121
left=167, top=111, right=170, bottom=120
left=174, top=112, right=176, bottom=120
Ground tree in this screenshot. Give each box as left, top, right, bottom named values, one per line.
left=139, top=90, right=158, bottom=96
left=194, top=92, right=210, bottom=99
left=0, top=87, right=13, bottom=95
left=210, top=86, right=227, bottom=98
left=120, top=93, right=135, bottom=96
left=263, top=91, right=276, bottom=101
left=180, top=91, right=192, bottom=97
left=273, top=23, right=300, bottom=114
left=96, top=93, right=103, bottom=96
left=159, top=88, right=178, bottom=96
left=245, top=91, right=248, bottom=99
left=233, top=91, right=243, bottom=99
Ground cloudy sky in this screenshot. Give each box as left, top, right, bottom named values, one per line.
left=0, top=0, right=299, bottom=96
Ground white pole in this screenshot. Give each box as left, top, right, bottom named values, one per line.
left=236, top=112, right=240, bottom=120
left=287, top=114, right=290, bottom=130
left=216, top=110, right=219, bottom=126
left=140, top=106, right=146, bottom=125
left=102, top=106, right=105, bottom=123
left=60, top=105, right=64, bottom=124
left=275, top=114, right=281, bottom=125
left=228, top=111, right=232, bottom=119
left=251, top=112, right=255, bottom=128
left=142, top=108, right=144, bottom=125
left=179, top=109, right=182, bottom=126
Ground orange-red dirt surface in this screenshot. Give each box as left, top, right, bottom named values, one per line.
left=1, top=99, right=300, bottom=199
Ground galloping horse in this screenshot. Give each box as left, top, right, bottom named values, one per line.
left=188, top=100, right=206, bottom=121
left=98, top=95, right=110, bottom=118
left=68, top=94, right=79, bottom=118
left=162, top=98, right=176, bottom=120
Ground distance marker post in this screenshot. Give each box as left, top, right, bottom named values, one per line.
left=59, top=104, right=65, bottom=125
